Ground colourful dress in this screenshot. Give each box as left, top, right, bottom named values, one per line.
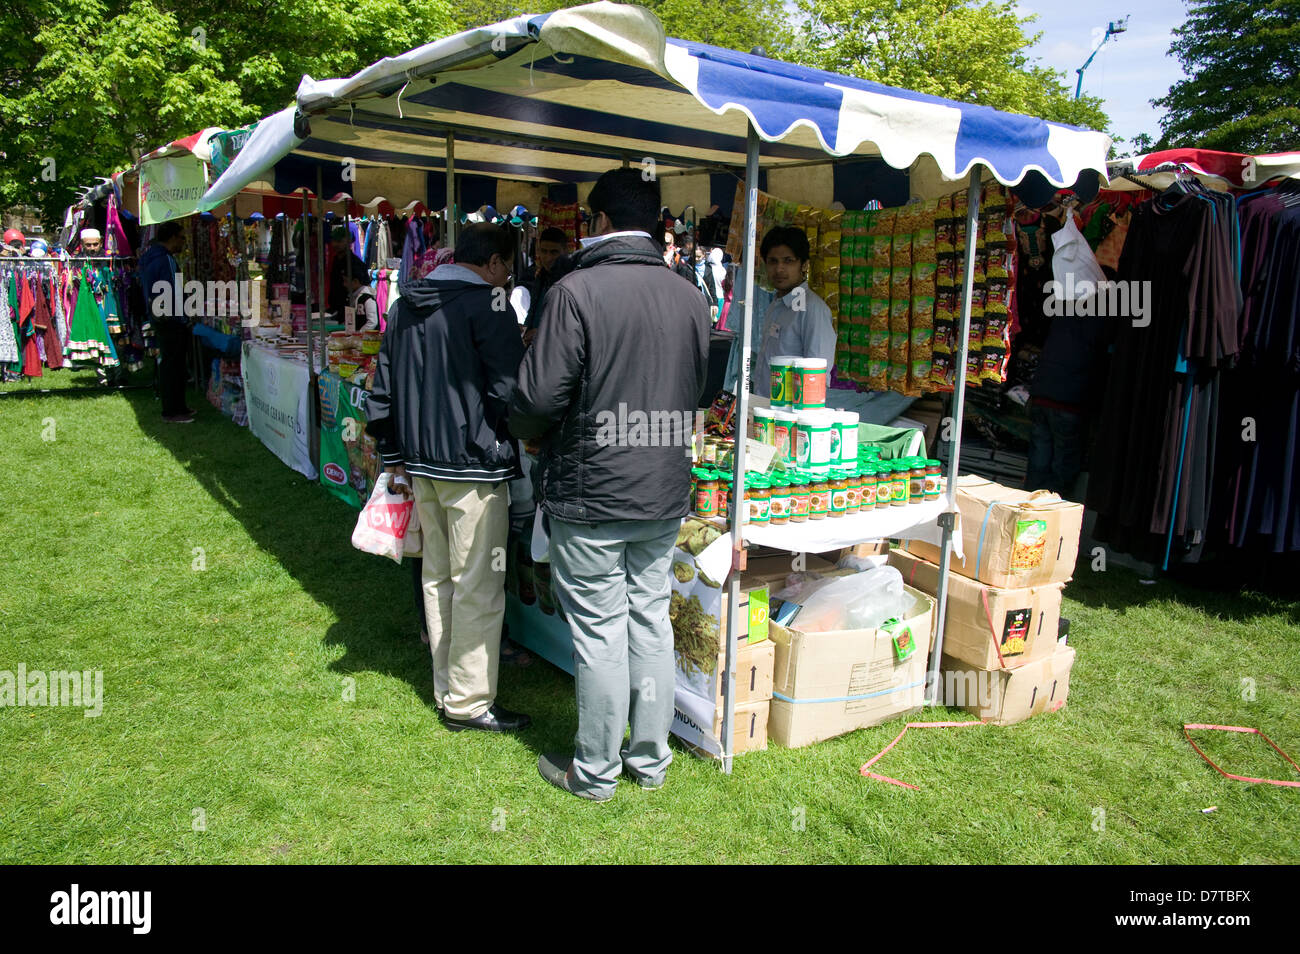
left=65, top=268, right=119, bottom=367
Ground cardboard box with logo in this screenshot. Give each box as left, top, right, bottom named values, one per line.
left=905, top=476, right=1083, bottom=588
left=887, top=548, right=1062, bottom=670
left=939, top=646, right=1076, bottom=725
left=768, top=587, right=934, bottom=748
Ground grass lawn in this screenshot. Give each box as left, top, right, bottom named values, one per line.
left=2, top=370, right=1297, bottom=864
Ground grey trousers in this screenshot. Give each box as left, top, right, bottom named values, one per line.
left=548, top=516, right=680, bottom=797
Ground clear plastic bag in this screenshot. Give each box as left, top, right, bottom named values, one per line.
left=779, top=566, right=906, bottom=632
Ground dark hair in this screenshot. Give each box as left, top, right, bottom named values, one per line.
left=538, top=227, right=567, bottom=246
left=586, top=168, right=660, bottom=234
left=155, top=221, right=184, bottom=243
left=346, top=259, right=371, bottom=284
left=760, top=225, right=810, bottom=263
left=455, top=223, right=515, bottom=267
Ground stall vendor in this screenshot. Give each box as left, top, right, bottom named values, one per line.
left=344, top=260, right=380, bottom=332
left=724, top=225, right=836, bottom=395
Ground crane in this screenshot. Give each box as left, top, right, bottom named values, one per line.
left=1075, top=17, right=1129, bottom=99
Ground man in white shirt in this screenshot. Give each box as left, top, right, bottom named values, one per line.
left=725, top=225, right=836, bottom=395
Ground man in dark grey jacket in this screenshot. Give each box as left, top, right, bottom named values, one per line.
left=511, top=169, right=710, bottom=801
left=367, top=223, right=530, bottom=734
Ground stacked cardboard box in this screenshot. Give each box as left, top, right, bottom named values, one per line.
left=768, top=586, right=934, bottom=747
left=889, top=477, right=1083, bottom=725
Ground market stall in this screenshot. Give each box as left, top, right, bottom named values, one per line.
left=197, top=1, right=1110, bottom=770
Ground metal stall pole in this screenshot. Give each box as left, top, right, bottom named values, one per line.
left=925, top=172, right=982, bottom=706
left=316, top=166, right=327, bottom=371
left=445, top=132, right=457, bottom=247
left=303, top=189, right=314, bottom=361
left=721, top=125, right=762, bottom=774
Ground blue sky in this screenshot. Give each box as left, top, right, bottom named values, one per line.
left=1022, top=0, right=1190, bottom=150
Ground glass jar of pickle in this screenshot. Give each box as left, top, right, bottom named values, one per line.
left=789, top=472, right=811, bottom=522
left=924, top=459, right=942, bottom=500
left=908, top=457, right=926, bottom=503
left=874, top=463, right=890, bottom=508
left=890, top=461, right=908, bottom=506
left=845, top=466, right=862, bottom=514
left=692, top=468, right=717, bottom=516
left=769, top=475, right=791, bottom=525
left=859, top=464, right=877, bottom=510
left=747, top=474, right=771, bottom=524
left=809, top=474, right=830, bottom=520
left=717, top=471, right=732, bottom=519
left=829, top=469, right=849, bottom=517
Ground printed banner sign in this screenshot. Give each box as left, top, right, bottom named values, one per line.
left=241, top=343, right=314, bottom=479
left=318, top=370, right=379, bottom=509
left=139, top=154, right=209, bottom=225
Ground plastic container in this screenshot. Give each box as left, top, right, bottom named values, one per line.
left=769, top=355, right=796, bottom=408
left=795, top=409, right=835, bottom=473
left=772, top=410, right=799, bottom=464
left=793, top=358, right=828, bottom=408
left=835, top=410, right=860, bottom=464
left=752, top=406, right=774, bottom=445
left=718, top=473, right=732, bottom=519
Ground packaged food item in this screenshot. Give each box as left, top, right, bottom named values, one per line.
left=808, top=475, right=830, bottom=520
left=890, top=462, right=908, bottom=506
left=789, top=472, right=811, bottom=522
left=692, top=468, right=717, bottom=516
left=747, top=475, right=770, bottom=524
left=752, top=405, right=775, bottom=444
left=795, top=409, right=835, bottom=471
left=768, top=475, right=791, bottom=525
left=360, top=330, right=382, bottom=355
left=772, top=410, right=798, bottom=464
left=834, top=410, right=859, bottom=463
left=860, top=464, right=878, bottom=509
left=845, top=467, right=862, bottom=513
left=829, top=469, right=849, bottom=517
left=908, top=458, right=926, bottom=502
left=793, top=358, right=828, bottom=409
left=769, top=356, right=796, bottom=408
left=924, top=460, right=942, bottom=500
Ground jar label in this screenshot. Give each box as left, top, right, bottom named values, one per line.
left=831, top=490, right=847, bottom=511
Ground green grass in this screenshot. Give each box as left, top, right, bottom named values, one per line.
left=2, top=369, right=1297, bottom=863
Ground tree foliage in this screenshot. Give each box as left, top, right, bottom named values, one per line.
left=1154, top=0, right=1300, bottom=152
left=791, top=0, right=1109, bottom=131
left=0, top=0, right=455, bottom=227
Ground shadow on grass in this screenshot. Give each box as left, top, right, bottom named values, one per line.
left=1064, top=550, right=1300, bottom=627
left=125, top=384, right=575, bottom=759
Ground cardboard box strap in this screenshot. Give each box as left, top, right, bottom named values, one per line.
left=773, top=679, right=925, bottom=705
left=859, top=720, right=985, bottom=790
left=1183, top=724, right=1300, bottom=788
left=895, top=557, right=1008, bottom=670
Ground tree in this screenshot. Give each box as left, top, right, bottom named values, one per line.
left=0, top=0, right=455, bottom=228
left=1154, top=0, right=1300, bottom=152
left=791, top=0, right=1111, bottom=131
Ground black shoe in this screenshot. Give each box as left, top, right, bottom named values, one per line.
left=538, top=753, right=613, bottom=802
left=443, top=704, right=532, bottom=733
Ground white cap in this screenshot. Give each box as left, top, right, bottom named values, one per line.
left=769, top=355, right=797, bottom=367
left=753, top=406, right=774, bottom=418
left=772, top=409, right=799, bottom=422
left=794, top=357, right=828, bottom=369
left=837, top=411, right=860, bottom=425
left=80, top=228, right=102, bottom=241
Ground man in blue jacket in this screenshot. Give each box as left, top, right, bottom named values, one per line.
left=138, top=221, right=190, bottom=422
left=367, top=224, right=530, bottom=733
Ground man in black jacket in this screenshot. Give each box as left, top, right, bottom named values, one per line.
left=367, top=224, right=530, bottom=734
left=511, top=169, right=710, bottom=801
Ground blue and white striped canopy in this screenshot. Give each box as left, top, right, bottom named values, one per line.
left=201, top=1, right=1109, bottom=208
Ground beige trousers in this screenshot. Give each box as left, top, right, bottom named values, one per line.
left=411, top=476, right=509, bottom=720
